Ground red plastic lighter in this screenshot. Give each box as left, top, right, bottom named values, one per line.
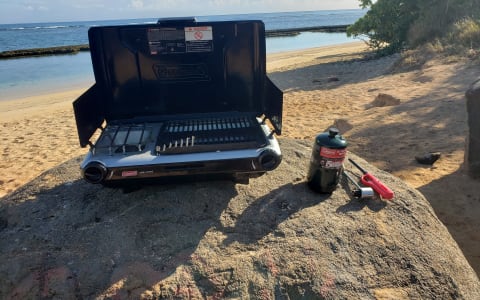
left=348, top=158, right=394, bottom=200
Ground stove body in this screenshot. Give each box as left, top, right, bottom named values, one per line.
left=73, top=19, right=283, bottom=184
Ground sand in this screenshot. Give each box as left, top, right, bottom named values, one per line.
left=1, top=41, right=479, bottom=274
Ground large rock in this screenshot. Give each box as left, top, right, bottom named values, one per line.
left=1, top=138, right=479, bottom=299
left=466, top=77, right=480, bottom=178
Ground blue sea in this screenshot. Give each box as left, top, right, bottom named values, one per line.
left=0, top=9, right=366, bottom=100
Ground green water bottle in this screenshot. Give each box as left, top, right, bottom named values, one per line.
left=307, top=127, right=348, bottom=193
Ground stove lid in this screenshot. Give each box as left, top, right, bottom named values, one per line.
left=75, top=19, right=282, bottom=145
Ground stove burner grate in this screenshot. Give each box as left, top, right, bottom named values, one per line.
left=93, top=123, right=152, bottom=155
left=156, top=115, right=268, bottom=154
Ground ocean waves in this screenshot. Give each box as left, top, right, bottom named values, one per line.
left=0, top=9, right=366, bottom=52
left=4, top=25, right=84, bottom=31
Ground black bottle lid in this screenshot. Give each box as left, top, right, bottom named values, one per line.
left=315, top=127, right=347, bottom=149
left=328, top=127, right=339, bottom=137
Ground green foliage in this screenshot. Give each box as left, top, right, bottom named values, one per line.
left=435, top=17, right=480, bottom=59
left=447, top=17, right=480, bottom=48
left=408, top=0, right=480, bottom=46
left=347, top=0, right=480, bottom=55
left=347, top=0, right=419, bottom=54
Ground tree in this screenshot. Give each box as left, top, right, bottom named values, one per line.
left=347, top=0, right=419, bottom=54
left=347, top=0, right=480, bottom=54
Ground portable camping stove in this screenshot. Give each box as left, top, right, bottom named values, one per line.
left=73, top=18, right=283, bottom=185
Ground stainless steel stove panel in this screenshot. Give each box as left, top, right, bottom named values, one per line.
left=80, top=116, right=281, bottom=184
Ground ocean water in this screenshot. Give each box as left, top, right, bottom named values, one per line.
left=0, top=9, right=366, bottom=100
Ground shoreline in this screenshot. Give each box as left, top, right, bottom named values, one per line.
left=0, top=41, right=367, bottom=104
left=0, top=34, right=359, bottom=102
left=0, top=25, right=350, bottom=59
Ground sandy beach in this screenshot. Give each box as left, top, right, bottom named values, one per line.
left=1, top=41, right=479, bottom=274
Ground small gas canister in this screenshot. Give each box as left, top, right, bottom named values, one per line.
left=307, top=127, right=348, bottom=193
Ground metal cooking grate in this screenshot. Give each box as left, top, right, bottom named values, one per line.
left=156, top=115, right=267, bottom=154
left=94, top=123, right=152, bottom=155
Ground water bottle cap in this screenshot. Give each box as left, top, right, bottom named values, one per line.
left=328, top=127, right=339, bottom=137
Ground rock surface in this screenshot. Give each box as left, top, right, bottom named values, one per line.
left=415, top=152, right=442, bottom=165
left=1, top=138, right=479, bottom=299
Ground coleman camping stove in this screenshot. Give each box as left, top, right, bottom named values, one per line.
left=73, top=18, right=283, bottom=185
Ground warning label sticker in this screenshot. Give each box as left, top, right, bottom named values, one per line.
left=184, top=26, right=213, bottom=53
left=147, top=28, right=186, bottom=55
left=319, top=147, right=347, bottom=159
left=318, top=147, right=346, bottom=169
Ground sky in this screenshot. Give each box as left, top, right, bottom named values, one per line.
left=0, top=0, right=361, bottom=24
